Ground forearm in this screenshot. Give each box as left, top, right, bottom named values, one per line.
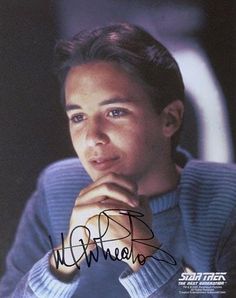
left=1, top=252, right=80, bottom=298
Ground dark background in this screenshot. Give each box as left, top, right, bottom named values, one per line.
left=0, top=0, right=235, bottom=276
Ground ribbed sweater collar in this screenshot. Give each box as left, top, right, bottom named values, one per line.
left=147, top=159, right=205, bottom=214
left=149, top=189, right=179, bottom=214
left=147, top=159, right=197, bottom=214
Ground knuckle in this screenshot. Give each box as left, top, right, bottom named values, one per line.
left=95, top=202, right=102, bottom=210
left=103, top=183, right=114, bottom=193
left=75, top=195, right=83, bottom=205
left=79, top=188, right=86, bottom=196
left=79, top=182, right=95, bottom=196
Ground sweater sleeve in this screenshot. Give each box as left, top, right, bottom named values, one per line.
left=0, top=171, right=80, bottom=298
left=119, top=245, right=183, bottom=297
left=216, top=206, right=236, bottom=296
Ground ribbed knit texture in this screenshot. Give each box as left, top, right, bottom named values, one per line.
left=29, top=252, right=79, bottom=297
left=180, top=161, right=236, bottom=272
left=0, top=158, right=235, bottom=297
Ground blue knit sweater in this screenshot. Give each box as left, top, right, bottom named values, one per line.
left=0, top=159, right=236, bottom=297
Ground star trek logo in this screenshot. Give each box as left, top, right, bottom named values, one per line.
left=178, top=271, right=227, bottom=294
left=179, top=272, right=227, bottom=282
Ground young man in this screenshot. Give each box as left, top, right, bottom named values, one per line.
left=1, top=23, right=236, bottom=297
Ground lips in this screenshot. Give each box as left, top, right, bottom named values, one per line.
left=88, top=156, right=120, bottom=171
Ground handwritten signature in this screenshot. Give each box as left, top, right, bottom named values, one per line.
left=49, top=209, right=176, bottom=270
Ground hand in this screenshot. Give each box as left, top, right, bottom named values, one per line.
left=86, top=197, right=160, bottom=272
left=76, top=173, right=160, bottom=271
left=50, top=173, right=160, bottom=279
left=50, top=172, right=137, bottom=279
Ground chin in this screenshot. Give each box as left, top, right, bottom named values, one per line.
left=86, top=169, right=104, bottom=181
left=84, top=162, right=138, bottom=182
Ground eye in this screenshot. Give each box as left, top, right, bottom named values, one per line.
left=107, top=108, right=128, bottom=118
left=69, top=113, right=86, bottom=124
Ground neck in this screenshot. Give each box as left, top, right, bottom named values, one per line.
left=138, top=162, right=181, bottom=197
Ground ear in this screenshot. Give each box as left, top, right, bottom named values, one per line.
left=161, top=100, right=184, bottom=137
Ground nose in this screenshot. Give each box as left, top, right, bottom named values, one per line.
left=85, top=119, right=109, bottom=147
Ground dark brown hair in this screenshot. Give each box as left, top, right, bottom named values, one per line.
left=54, top=23, right=185, bottom=153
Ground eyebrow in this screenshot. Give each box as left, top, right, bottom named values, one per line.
left=65, top=97, right=135, bottom=112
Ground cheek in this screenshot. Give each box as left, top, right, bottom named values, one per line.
left=130, top=126, right=164, bottom=158
left=70, top=130, right=77, bottom=147
left=70, top=130, right=85, bottom=156
left=113, top=127, right=142, bottom=148
left=114, top=127, right=151, bottom=158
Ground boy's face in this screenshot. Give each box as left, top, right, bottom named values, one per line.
left=65, top=61, right=170, bottom=185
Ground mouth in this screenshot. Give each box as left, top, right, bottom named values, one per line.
left=88, top=156, right=120, bottom=171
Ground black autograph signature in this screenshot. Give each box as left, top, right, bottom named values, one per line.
left=49, top=209, right=176, bottom=270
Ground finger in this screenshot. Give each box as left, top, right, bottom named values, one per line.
left=72, top=200, right=135, bottom=226
left=79, top=172, right=137, bottom=196
left=76, top=182, right=139, bottom=207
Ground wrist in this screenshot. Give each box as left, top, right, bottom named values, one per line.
left=127, top=238, right=160, bottom=272
left=49, top=242, right=79, bottom=281
left=49, top=235, right=89, bottom=281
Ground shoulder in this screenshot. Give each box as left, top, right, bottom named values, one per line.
left=179, top=161, right=236, bottom=268
left=35, top=158, right=92, bottom=240
left=181, top=159, right=236, bottom=188
left=184, top=159, right=236, bottom=174
left=179, top=159, right=236, bottom=234
left=41, top=157, right=87, bottom=176
left=38, top=157, right=92, bottom=194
